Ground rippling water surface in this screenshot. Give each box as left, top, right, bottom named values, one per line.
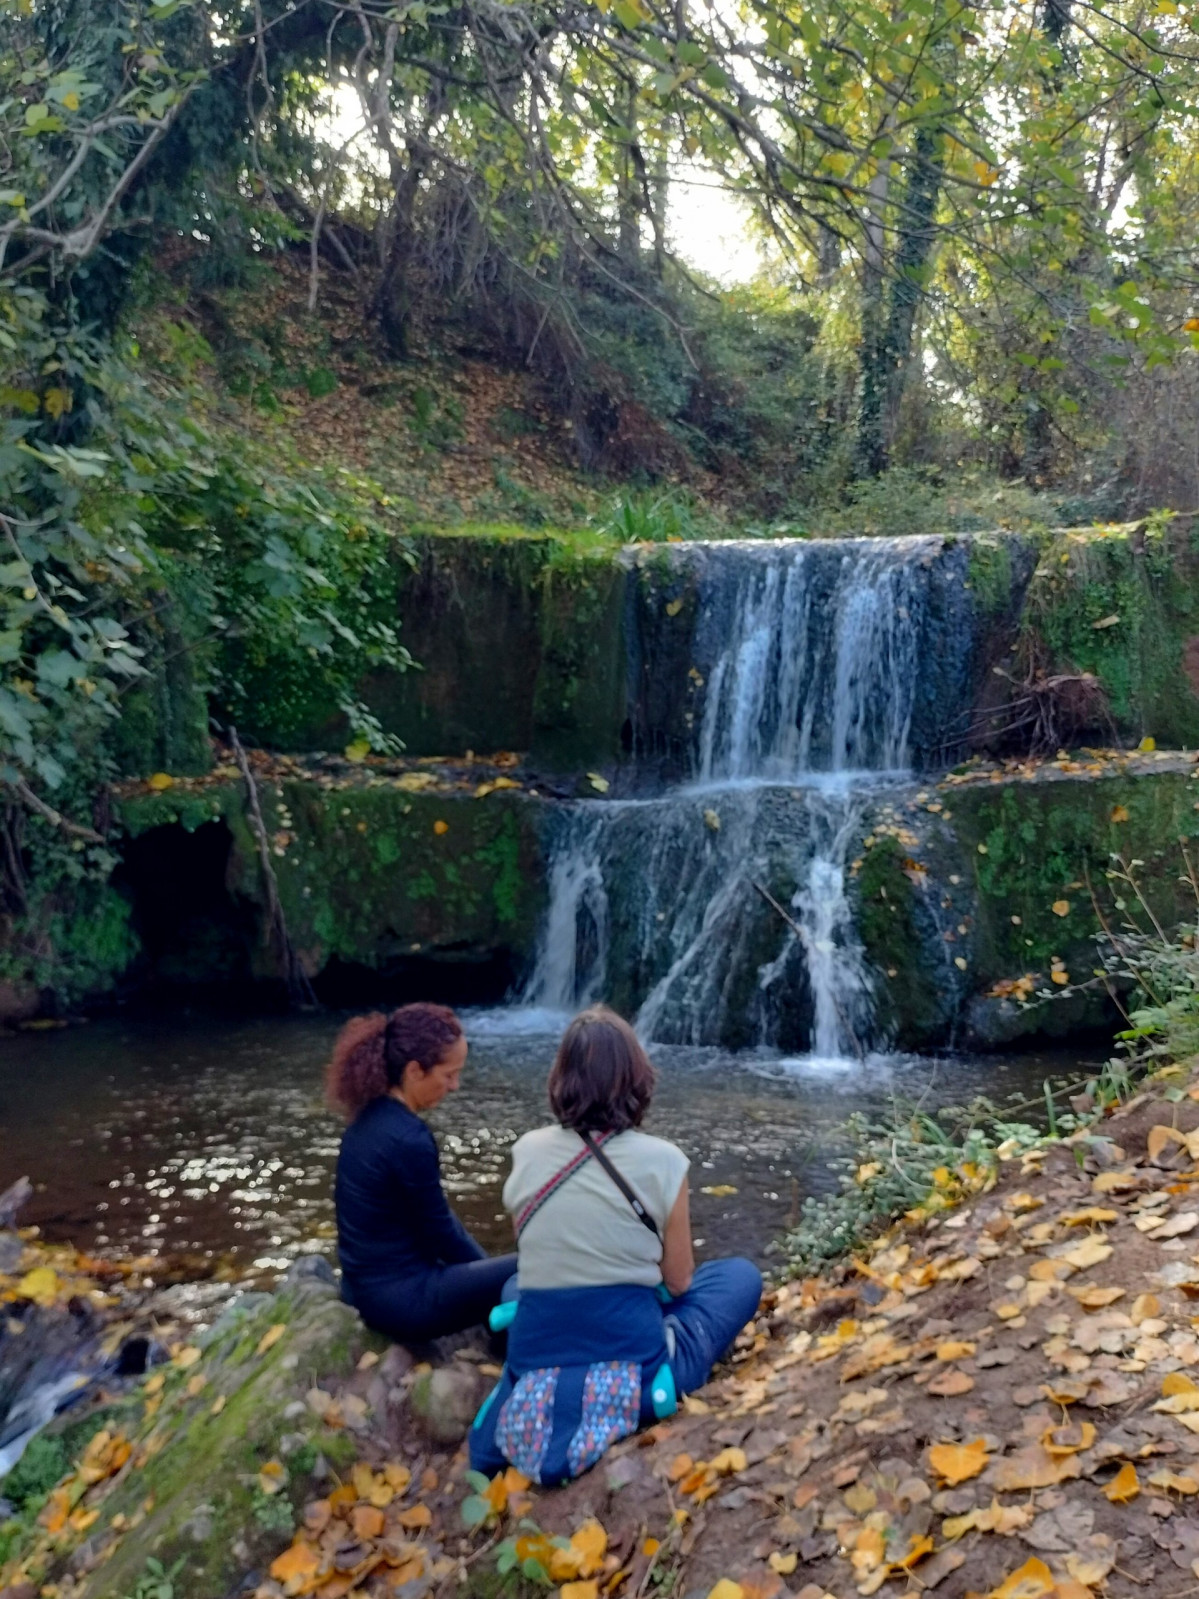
left=0, top=1008, right=1104, bottom=1273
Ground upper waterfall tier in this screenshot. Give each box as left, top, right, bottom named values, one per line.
left=689, top=538, right=939, bottom=781
left=623, top=535, right=980, bottom=786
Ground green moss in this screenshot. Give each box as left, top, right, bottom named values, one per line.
left=1022, top=520, right=1199, bottom=745
left=855, top=836, right=946, bottom=1045
left=965, top=533, right=1017, bottom=617
left=118, top=787, right=234, bottom=838
left=83, top=1289, right=367, bottom=1599
left=265, top=781, right=547, bottom=968
left=531, top=552, right=627, bottom=771
left=946, top=767, right=1199, bottom=981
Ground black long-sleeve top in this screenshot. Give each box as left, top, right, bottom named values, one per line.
left=335, top=1096, right=484, bottom=1297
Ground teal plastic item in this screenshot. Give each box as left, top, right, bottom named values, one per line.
left=650, top=1361, right=677, bottom=1419
left=472, top=1382, right=500, bottom=1432
left=488, top=1299, right=517, bottom=1332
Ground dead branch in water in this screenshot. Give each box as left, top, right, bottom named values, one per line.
left=229, top=727, right=317, bottom=1010
left=752, top=878, right=865, bottom=1062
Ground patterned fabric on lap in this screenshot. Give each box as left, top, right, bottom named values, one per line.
left=496, top=1368, right=559, bottom=1482
left=567, top=1361, right=641, bottom=1477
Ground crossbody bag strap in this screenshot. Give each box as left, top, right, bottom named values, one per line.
left=513, top=1129, right=614, bottom=1241
left=580, top=1130, right=661, bottom=1240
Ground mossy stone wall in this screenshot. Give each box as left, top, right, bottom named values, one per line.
left=349, top=531, right=630, bottom=772
left=854, top=761, right=1199, bottom=1048
left=1004, top=519, right=1199, bottom=748
left=117, top=779, right=548, bottom=988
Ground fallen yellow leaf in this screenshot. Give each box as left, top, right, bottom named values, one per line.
left=256, top=1323, right=287, bottom=1356
left=269, top=1540, right=321, bottom=1592
left=1060, top=1236, right=1113, bottom=1271
left=1041, top=1421, right=1095, bottom=1457
left=1131, top=1293, right=1161, bottom=1323
left=257, top=1460, right=287, bottom=1496
left=928, top=1438, right=989, bottom=1485
left=989, top=1556, right=1055, bottom=1599
left=895, top=1534, right=934, bottom=1570
left=561, top=1584, right=599, bottom=1599
left=433, top=819, right=449, bottom=835
left=708, top=1447, right=747, bottom=1475
left=994, top=1445, right=1078, bottom=1491
left=1060, top=1208, right=1118, bottom=1227
left=768, top=1552, right=797, bottom=1576
left=705, top=1584, right=743, bottom=1599
left=1148, top=1468, right=1199, bottom=1494
left=15, top=1266, right=60, bottom=1306
left=1051, top=900, right=1070, bottom=917
left=351, top=1504, right=385, bottom=1540
left=1092, top=1169, right=1140, bottom=1193
left=1148, top=1125, right=1186, bottom=1162
left=1067, top=1285, right=1125, bottom=1310
left=1105, top=1462, right=1140, bottom=1503
left=146, top=771, right=175, bottom=791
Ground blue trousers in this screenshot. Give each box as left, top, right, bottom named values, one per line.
left=663, top=1258, right=763, bottom=1393
left=351, top=1253, right=518, bottom=1344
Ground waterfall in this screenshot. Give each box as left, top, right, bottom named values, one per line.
left=695, top=539, right=933, bottom=781
left=521, top=814, right=607, bottom=1013
left=524, top=538, right=947, bottom=1055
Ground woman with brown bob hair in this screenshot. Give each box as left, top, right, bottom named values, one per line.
left=470, top=1006, right=762, bottom=1485
left=329, top=1002, right=516, bottom=1345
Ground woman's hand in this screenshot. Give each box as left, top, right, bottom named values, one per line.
left=661, top=1181, right=695, bottom=1298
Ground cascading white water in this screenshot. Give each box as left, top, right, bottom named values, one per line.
left=524, top=538, right=944, bottom=1055
left=521, top=816, right=607, bottom=1013
left=696, top=540, right=931, bottom=781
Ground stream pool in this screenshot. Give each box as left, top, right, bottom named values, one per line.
left=0, top=1008, right=1106, bottom=1275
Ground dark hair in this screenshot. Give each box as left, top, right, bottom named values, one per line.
left=547, top=1005, right=655, bottom=1134
left=326, top=1003, right=463, bottom=1118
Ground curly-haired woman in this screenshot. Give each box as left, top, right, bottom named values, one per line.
left=329, top=1003, right=516, bottom=1344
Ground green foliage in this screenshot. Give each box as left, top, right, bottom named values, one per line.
left=251, top=1489, right=295, bottom=1535
left=591, top=489, right=718, bottom=543
left=1, top=1434, right=69, bottom=1509
left=123, top=1556, right=187, bottom=1599
left=776, top=1102, right=1039, bottom=1274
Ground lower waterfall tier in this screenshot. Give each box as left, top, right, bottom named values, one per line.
left=90, top=750, right=1199, bottom=1053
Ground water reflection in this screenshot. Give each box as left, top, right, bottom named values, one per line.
left=0, top=1010, right=1104, bottom=1273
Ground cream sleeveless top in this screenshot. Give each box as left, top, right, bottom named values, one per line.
left=503, top=1125, right=690, bottom=1290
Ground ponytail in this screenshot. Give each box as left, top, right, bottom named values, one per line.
left=327, top=1003, right=463, bottom=1118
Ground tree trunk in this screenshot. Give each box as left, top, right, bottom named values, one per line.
left=855, top=163, right=891, bottom=477
left=880, top=121, right=944, bottom=444
left=855, top=122, right=944, bottom=474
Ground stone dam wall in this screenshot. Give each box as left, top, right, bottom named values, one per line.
left=13, top=518, right=1199, bottom=1051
